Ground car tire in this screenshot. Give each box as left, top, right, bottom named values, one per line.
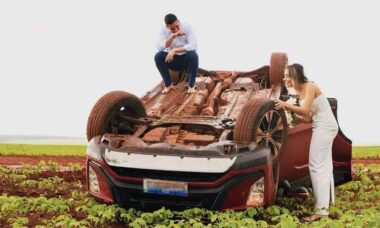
left=86, top=91, right=146, bottom=141
left=234, top=98, right=288, bottom=204
left=269, top=53, right=288, bottom=87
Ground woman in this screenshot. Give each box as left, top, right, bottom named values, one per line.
left=275, top=64, right=338, bottom=220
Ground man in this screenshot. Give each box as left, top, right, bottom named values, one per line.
left=154, top=14, right=198, bottom=94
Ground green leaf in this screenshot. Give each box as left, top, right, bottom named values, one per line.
left=211, top=214, right=218, bottom=222
left=247, top=208, right=258, bottom=217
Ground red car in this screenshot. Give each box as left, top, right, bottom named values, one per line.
left=85, top=53, right=352, bottom=211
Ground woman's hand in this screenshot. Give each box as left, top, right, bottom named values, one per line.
left=275, top=100, right=287, bottom=110
left=302, top=115, right=312, bottom=123
left=302, top=111, right=313, bottom=123
left=295, top=112, right=313, bottom=123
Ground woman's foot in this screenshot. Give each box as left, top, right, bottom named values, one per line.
left=301, top=214, right=327, bottom=222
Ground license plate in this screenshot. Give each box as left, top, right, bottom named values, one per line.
left=143, top=179, right=188, bottom=197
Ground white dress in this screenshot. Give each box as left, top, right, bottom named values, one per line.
left=305, top=94, right=339, bottom=215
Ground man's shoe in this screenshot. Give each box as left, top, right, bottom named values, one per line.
left=187, top=87, right=196, bottom=94
left=162, top=85, right=175, bottom=94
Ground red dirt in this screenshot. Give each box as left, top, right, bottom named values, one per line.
left=0, top=155, right=86, bottom=166
left=352, top=159, right=380, bottom=164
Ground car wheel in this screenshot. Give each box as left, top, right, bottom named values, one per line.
left=86, top=91, right=146, bottom=141
left=234, top=98, right=288, bottom=203
left=269, top=53, right=288, bottom=87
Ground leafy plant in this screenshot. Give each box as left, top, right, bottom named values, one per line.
left=0, top=163, right=379, bottom=227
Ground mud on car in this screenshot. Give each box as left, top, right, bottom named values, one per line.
left=86, top=53, right=352, bottom=211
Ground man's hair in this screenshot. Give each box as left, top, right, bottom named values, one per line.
left=165, top=14, right=177, bottom=25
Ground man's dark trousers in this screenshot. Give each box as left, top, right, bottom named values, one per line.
left=154, top=51, right=199, bottom=88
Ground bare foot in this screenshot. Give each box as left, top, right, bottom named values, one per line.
left=162, top=85, right=175, bottom=94
left=187, top=87, right=196, bottom=94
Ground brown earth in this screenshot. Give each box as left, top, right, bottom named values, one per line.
left=0, top=155, right=86, bottom=166
left=351, top=159, right=380, bottom=164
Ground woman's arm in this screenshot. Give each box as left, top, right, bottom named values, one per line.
left=294, top=113, right=313, bottom=123
left=275, top=83, right=316, bottom=116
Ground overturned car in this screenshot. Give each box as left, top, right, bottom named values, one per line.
left=86, top=53, right=352, bottom=211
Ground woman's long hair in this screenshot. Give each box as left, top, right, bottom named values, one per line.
left=287, top=63, right=308, bottom=84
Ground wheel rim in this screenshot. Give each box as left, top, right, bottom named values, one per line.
left=256, top=110, right=285, bottom=160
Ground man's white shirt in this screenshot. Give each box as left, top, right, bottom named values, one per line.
left=156, top=22, right=197, bottom=55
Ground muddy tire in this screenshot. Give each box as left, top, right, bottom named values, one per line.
left=269, top=53, right=288, bottom=86
left=234, top=98, right=287, bottom=159
left=86, top=91, right=146, bottom=141
left=234, top=98, right=288, bottom=203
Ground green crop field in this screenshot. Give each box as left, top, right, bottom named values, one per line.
left=1, top=144, right=380, bottom=159
left=352, top=146, right=380, bottom=159
left=0, top=144, right=86, bottom=156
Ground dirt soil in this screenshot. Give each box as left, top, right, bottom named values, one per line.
left=0, top=155, right=86, bottom=166
left=351, top=159, right=380, bottom=164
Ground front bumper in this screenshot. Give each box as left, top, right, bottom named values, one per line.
left=86, top=140, right=275, bottom=211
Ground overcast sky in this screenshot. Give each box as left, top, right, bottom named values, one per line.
left=0, top=0, right=379, bottom=145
